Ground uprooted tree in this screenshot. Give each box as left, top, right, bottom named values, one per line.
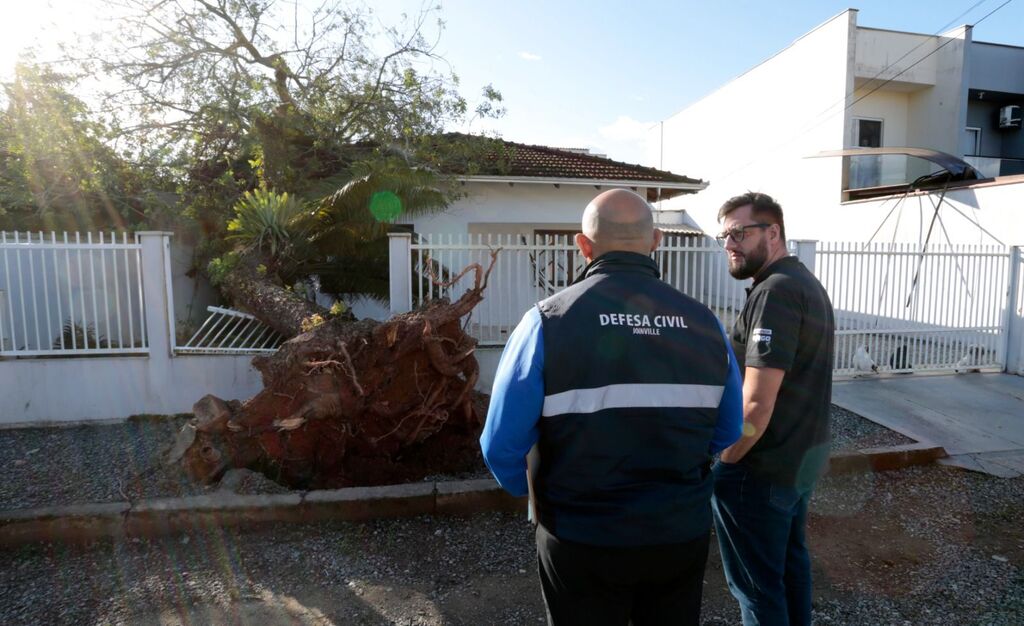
left=53, top=0, right=507, bottom=487
left=171, top=248, right=498, bottom=489
left=161, top=173, right=499, bottom=488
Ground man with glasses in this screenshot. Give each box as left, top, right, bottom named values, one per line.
left=712, top=192, right=835, bottom=626
left=481, top=189, right=743, bottom=625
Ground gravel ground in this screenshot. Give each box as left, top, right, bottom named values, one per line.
left=0, top=415, right=290, bottom=510
left=829, top=405, right=912, bottom=452
left=1, top=463, right=1020, bottom=625
left=0, top=406, right=910, bottom=510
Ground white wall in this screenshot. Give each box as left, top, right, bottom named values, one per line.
left=853, top=25, right=970, bottom=157
left=0, top=354, right=263, bottom=425
left=650, top=10, right=856, bottom=240
left=169, top=236, right=220, bottom=341
left=905, top=27, right=970, bottom=157
left=850, top=90, right=912, bottom=185
left=413, top=181, right=649, bottom=234
left=855, top=28, right=937, bottom=86
left=851, top=90, right=910, bottom=146
left=800, top=176, right=1024, bottom=245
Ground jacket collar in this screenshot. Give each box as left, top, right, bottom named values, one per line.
left=577, top=251, right=661, bottom=283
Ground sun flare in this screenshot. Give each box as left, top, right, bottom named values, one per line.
left=0, top=1, right=100, bottom=79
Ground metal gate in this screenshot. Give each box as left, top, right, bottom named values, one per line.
left=814, top=241, right=1011, bottom=376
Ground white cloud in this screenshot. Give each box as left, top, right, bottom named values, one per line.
left=598, top=115, right=655, bottom=142
left=518, top=51, right=542, bottom=61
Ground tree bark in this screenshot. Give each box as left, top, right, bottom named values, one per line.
left=217, top=256, right=325, bottom=338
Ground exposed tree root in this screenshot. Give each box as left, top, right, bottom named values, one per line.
left=171, top=253, right=499, bottom=489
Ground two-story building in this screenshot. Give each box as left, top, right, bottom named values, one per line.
left=650, top=8, right=1024, bottom=244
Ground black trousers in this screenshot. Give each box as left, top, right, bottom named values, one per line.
left=535, top=523, right=710, bottom=626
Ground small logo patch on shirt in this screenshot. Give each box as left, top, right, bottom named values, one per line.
left=751, top=327, right=772, bottom=343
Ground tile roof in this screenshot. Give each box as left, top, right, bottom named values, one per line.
left=435, top=133, right=704, bottom=195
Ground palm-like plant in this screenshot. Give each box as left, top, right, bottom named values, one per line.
left=53, top=320, right=107, bottom=350
left=215, top=156, right=455, bottom=322
left=305, top=158, right=453, bottom=298
left=226, top=187, right=316, bottom=279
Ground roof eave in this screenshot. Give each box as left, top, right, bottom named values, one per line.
left=457, top=175, right=707, bottom=192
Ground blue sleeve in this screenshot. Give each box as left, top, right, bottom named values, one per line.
left=710, top=321, right=743, bottom=454
left=479, top=306, right=545, bottom=496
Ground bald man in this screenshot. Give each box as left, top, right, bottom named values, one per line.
left=480, top=189, right=743, bottom=626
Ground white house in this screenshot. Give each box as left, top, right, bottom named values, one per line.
left=349, top=134, right=710, bottom=321
left=412, top=134, right=707, bottom=238
left=649, top=8, right=1024, bottom=245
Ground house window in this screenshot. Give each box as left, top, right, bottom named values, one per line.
left=852, top=117, right=884, bottom=188
left=854, top=118, right=883, bottom=148
left=963, top=127, right=981, bottom=156
left=532, top=229, right=583, bottom=294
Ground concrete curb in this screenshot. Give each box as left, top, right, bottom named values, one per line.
left=827, top=442, right=947, bottom=475
left=0, top=480, right=525, bottom=547
left=1, top=446, right=945, bottom=547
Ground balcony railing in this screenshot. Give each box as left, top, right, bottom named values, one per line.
left=964, top=156, right=1024, bottom=178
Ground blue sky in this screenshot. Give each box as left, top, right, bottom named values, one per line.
left=374, top=0, right=1024, bottom=165
left=3, top=1, right=1022, bottom=167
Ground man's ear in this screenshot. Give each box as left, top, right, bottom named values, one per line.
left=651, top=228, right=663, bottom=253
left=575, top=232, right=595, bottom=262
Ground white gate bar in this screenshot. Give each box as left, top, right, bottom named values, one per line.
left=99, top=232, right=111, bottom=347
left=134, top=233, right=147, bottom=348
left=176, top=305, right=282, bottom=355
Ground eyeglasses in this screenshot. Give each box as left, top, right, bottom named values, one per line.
left=715, top=223, right=772, bottom=244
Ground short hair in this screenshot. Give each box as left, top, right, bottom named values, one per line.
left=717, top=192, right=786, bottom=242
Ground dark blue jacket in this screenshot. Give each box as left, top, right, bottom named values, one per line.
left=481, top=251, right=742, bottom=547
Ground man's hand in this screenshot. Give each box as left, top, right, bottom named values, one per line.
left=719, top=366, right=785, bottom=463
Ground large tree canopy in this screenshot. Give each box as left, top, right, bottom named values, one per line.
left=63, top=0, right=503, bottom=301
left=85, top=0, right=500, bottom=195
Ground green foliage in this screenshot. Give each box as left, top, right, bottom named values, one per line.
left=52, top=320, right=107, bottom=350
left=227, top=188, right=313, bottom=261
left=329, top=301, right=348, bottom=316
left=207, top=251, right=241, bottom=287
left=302, top=156, right=454, bottom=298
left=300, top=313, right=325, bottom=333
left=0, top=63, right=173, bottom=232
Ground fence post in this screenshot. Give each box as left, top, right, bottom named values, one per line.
left=791, top=239, right=818, bottom=274
left=1004, top=245, right=1023, bottom=375
left=389, top=232, right=413, bottom=315
left=138, top=232, right=175, bottom=358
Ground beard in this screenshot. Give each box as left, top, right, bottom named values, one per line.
left=728, top=238, right=769, bottom=279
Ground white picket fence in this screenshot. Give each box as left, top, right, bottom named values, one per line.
left=2, top=229, right=1020, bottom=378
left=396, top=233, right=749, bottom=345
left=0, top=232, right=147, bottom=356
left=390, top=233, right=1021, bottom=377
left=817, top=241, right=1010, bottom=375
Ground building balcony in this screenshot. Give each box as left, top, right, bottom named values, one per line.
left=964, top=156, right=1024, bottom=178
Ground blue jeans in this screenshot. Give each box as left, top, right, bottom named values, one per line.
left=711, top=462, right=813, bottom=626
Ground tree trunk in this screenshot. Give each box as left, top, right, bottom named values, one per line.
left=170, top=255, right=497, bottom=489
left=218, top=256, right=325, bottom=338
